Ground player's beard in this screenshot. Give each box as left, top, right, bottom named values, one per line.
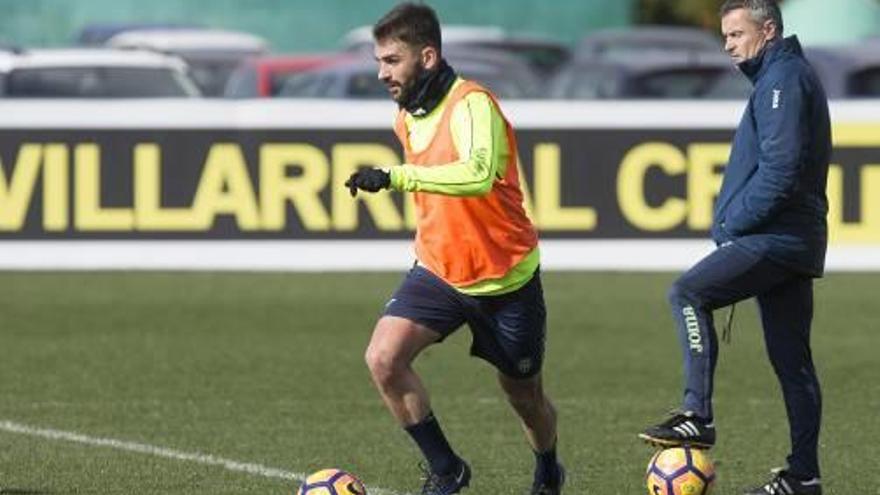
left=394, top=61, right=428, bottom=106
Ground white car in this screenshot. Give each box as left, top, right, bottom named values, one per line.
left=106, top=29, right=269, bottom=96
left=0, top=48, right=200, bottom=98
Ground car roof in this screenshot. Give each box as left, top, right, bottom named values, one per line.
left=374, top=46, right=538, bottom=82
left=281, top=48, right=540, bottom=98
left=342, top=24, right=567, bottom=52
left=819, top=43, right=880, bottom=68
left=567, top=50, right=732, bottom=73
left=576, top=26, right=722, bottom=60
left=342, top=24, right=508, bottom=50
left=309, top=53, right=521, bottom=75
left=243, top=53, right=354, bottom=70
left=550, top=50, right=738, bottom=99
left=0, top=48, right=189, bottom=72
left=75, top=22, right=203, bottom=45
left=106, top=29, right=269, bottom=53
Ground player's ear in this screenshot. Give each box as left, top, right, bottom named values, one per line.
left=421, top=45, right=439, bottom=70
left=762, top=19, right=777, bottom=41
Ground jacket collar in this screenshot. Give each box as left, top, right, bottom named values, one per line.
left=738, top=35, right=803, bottom=83
left=401, top=58, right=457, bottom=117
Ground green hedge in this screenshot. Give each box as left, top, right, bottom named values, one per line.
left=0, top=0, right=634, bottom=52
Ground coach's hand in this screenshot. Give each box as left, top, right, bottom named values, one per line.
left=345, top=168, right=391, bottom=196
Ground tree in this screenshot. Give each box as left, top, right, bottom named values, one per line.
left=638, top=0, right=790, bottom=31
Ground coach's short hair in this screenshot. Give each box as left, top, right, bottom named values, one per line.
left=373, top=2, right=442, bottom=52
left=720, top=0, right=784, bottom=35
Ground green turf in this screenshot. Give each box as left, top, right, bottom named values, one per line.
left=0, top=271, right=877, bottom=494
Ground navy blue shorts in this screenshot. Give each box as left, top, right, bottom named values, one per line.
left=383, top=265, right=547, bottom=379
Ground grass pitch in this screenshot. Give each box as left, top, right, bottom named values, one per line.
left=0, top=271, right=877, bottom=494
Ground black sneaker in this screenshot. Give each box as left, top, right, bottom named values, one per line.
left=743, top=468, right=822, bottom=495
left=419, top=460, right=471, bottom=495
left=529, top=463, right=565, bottom=495
left=639, top=410, right=716, bottom=448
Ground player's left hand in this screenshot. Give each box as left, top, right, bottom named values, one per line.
left=345, top=168, right=391, bottom=196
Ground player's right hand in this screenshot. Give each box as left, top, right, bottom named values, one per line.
left=345, top=168, right=391, bottom=196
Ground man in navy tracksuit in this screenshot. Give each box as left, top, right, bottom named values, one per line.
left=639, top=1, right=830, bottom=494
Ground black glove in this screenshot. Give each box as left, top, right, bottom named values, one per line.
left=344, top=168, right=391, bottom=197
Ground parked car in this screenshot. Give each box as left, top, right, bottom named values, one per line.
left=702, top=67, right=752, bottom=99
left=549, top=51, right=741, bottom=99
left=707, top=42, right=880, bottom=100
left=0, top=42, right=22, bottom=52
left=342, top=24, right=571, bottom=75
left=223, top=53, right=354, bottom=98
left=277, top=47, right=541, bottom=100
left=0, top=48, right=200, bottom=98
left=574, top=26, right=722, bottom=62
left=105, top=28, right=269, bottom=96
left=803, top=43, right=880, bottom=98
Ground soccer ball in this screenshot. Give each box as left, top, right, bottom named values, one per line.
left=646, top=446, right=715, bottom=495
left=296, top=468, right=367, bottom=495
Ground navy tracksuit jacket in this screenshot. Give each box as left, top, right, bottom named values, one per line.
left=712, top=36, right=831, bottom=277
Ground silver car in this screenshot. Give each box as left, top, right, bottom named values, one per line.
left=0, top=48, right=200, bottom=98
left=106, top=29, right=269, bottom=96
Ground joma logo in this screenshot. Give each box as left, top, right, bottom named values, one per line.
left=683, top=306, right=703, bottom=353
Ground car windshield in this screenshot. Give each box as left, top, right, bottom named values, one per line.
left=463, top=71, right=527, bottom=99
left=342, top=71, right=527, bottom=99
left=458, top=42, right=570, bottom=74
left=277, top=72, right=330, bottom=97
left=849, top=67, right=880, bottom=97
left=509, top=46, right=570, bottom=74
left=270, top=71, right=317, bottom=96
left=554, top=67, right=622, bottom=98
left=280, top=68, right=528, bottom=100
left=184, top=59, right=242, bottom=97
left=597, top=44, right=716, bottom=62
left=4, top=66, right=197, bottom=97
left=632, top=68, right=726, bottom=98
left=346, top=72, right=388, bottom=99
left=704, top=71, right=751, bottom=99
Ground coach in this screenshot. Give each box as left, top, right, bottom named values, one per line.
left=639, top=1, right=831, bottom=494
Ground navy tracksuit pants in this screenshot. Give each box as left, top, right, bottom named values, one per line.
left=668, top=242, right=822, bottom=479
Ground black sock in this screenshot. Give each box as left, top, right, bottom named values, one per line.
left=404, top=411, right=460, bottom=475
left=534, top=443, right=561, bottom=485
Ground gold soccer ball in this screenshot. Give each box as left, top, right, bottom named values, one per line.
left=296, top=468, right=367, bottom=495
left=646, top=446, right=716, bottom=495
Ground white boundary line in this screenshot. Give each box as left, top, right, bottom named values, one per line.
left=0, top=99, right=876, bottom=129
left=1, top=239, right=879, bottom=271
left=0, top=420, right=404, bottom=495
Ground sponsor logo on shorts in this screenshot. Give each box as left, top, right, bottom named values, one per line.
left=517, top=358, right=533, bottom=375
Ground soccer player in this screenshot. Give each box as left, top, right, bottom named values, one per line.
left=639, top=2, right=830, bottom=494
left=344, top=3, right=564, bottom=495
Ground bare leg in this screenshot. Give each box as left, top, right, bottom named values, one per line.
left=364, top=316, right=439, bottom=425
left=365, top=315, right=465, bottom=479
left=497, top=371, right=557, bottom=452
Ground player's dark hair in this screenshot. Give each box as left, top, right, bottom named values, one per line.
left=373, top=2, right=442, bottom=53
left=720, top=0, right=784, bottom=35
